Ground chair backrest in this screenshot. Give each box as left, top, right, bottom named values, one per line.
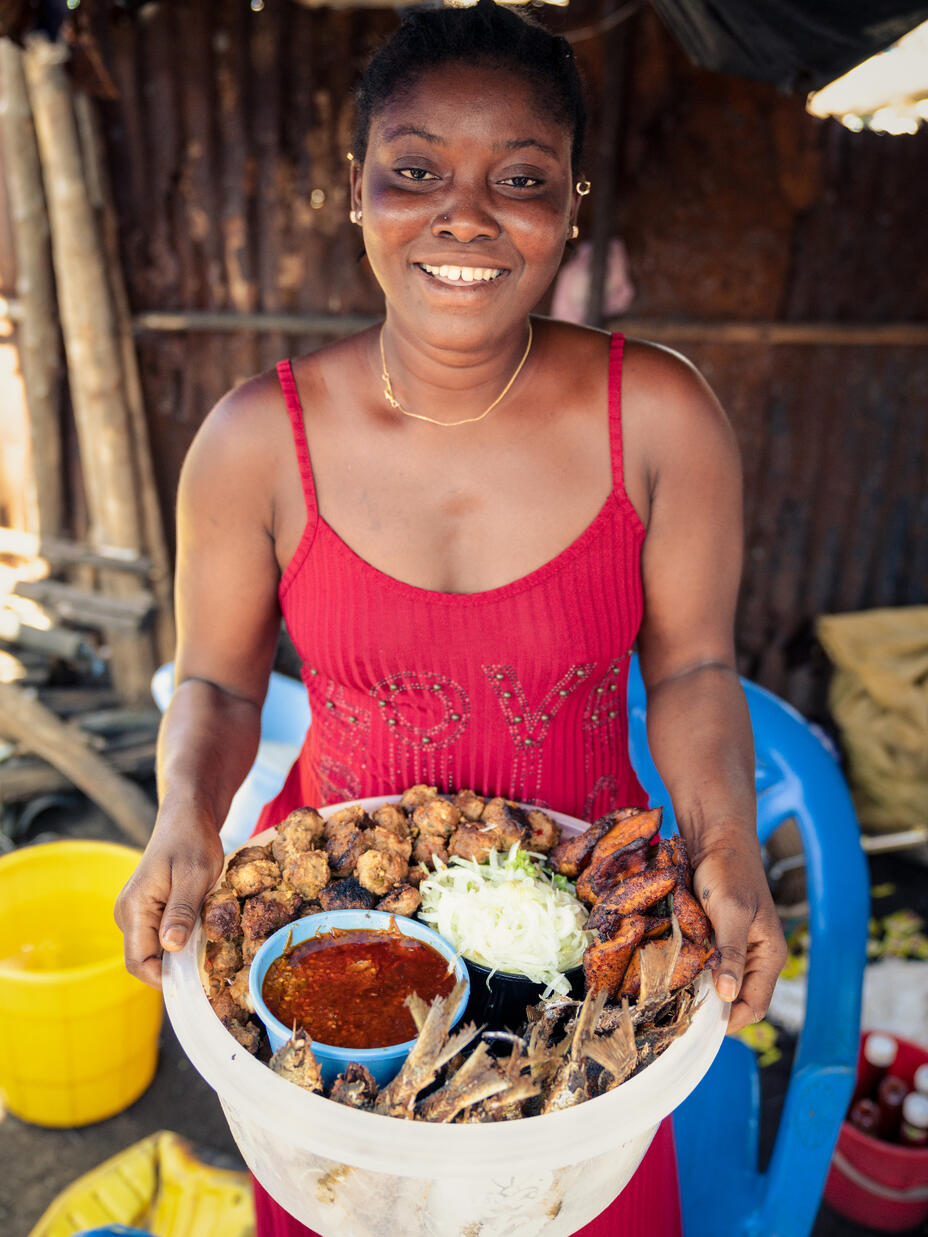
left=627, top=654, right=869, bottom=1237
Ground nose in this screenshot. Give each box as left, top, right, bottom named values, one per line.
left=432, top=189, right=501, bottom=244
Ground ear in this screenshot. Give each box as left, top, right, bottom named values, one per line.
left=349, top=159, right=363, bottom=213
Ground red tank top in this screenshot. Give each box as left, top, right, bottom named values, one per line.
left=255, top=331, right=647, bottom=831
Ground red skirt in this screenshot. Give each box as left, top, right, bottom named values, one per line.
left=252, top=1115, right=682, bottom=1237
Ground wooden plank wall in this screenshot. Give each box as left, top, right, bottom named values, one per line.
left=74, top=1, right=928, bottom=714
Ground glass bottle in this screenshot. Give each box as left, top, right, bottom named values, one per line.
left=852, top=1033, right=898, bottom=1105
left=848, top=1097, right=882, bottom=1138
left=899, top=1092, right=928, bottom=1148
left=877, top=1074, right=909, bottom=1140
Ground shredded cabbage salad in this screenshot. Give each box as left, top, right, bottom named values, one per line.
left=418, top=846, right=592, bottom=997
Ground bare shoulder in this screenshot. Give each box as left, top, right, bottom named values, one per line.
left=621, top=337, right=739, bottom=475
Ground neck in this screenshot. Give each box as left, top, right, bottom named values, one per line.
left=377, top=315, right=534, bottom=425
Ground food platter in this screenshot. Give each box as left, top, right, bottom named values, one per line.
left=163, top=795, right=728, bottom=1237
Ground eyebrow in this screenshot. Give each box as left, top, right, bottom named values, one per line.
left=380, top=126, right=560, bottom=161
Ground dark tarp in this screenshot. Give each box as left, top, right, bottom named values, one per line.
left=648, top=0, right=928, bottom=91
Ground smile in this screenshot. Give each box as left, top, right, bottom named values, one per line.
left=416, top=263, right=507, bottom=285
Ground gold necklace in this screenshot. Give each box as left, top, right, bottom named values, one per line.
left=379, top=320, right=533, bottom=427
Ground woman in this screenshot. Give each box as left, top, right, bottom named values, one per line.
left=116, top=4, right=787, bottom=1234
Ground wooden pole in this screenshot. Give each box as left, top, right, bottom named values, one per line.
left=0, top=682, right=156, bottom=844
left=74, top=92, right=176, bottom=666
left=0, top=39, right=63, bottom=537
left=584, top=7, right=631, bottom=327
left=22, top=33, right=155, bottom=704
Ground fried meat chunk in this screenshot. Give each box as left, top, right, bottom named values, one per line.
left=210, top=986, right=249, bottom=1024
left=583, top=914, right=648, bottom=997
left=273, top=806, right=325, bottom=855
left=376, top=883, right=422, bottom=917
left=325, top=824, right=369, bottom=877
left=525, top=809, right=561, bottom=853
left=399, top=784, right=439, bottom=809
left=228, top=966, right=254, bottom=1013
left=202, top=887, right=242, bottom=942
left=355, top=847, right=407, bottom=896
left=367, top=825, right=413, bottom=862
left=453, top=789, right=486, bottom=821
left=319, top=877, right=375, bottom=911
left=278, top=848, right=330, bottom=900
left=242, top=934, right=269, bottom=964
left=226, top=1019, right=263, bottom=1054
left=225, top=846, right=281, bottom=897
left=324, top=804, right=367, bottom=836
left=480, top=798, right=528, bottom=848
left=203, top=937, right=243, bottom=983
left=241, top=887, right=301, bottom=940
left=412, top=798, right=461, bottom=838
left=370, top=803, right=411, bottom=839
left=449, top=823, right=499, bottom=865
left=412, top=834, right=449, bottom=868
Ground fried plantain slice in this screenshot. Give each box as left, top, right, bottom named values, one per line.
left=586, top=808, right=662, bottom=868
left=589, top=868, right=678, bottom=919
left=576, top=839, right=650, bottom=906
left=672, top=885, right=712, bottom=948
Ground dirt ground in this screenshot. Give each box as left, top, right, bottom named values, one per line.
left=2, top=797, right=926, bottom=1237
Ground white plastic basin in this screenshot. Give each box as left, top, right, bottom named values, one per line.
left=163, top=797, right=728, bottom=1236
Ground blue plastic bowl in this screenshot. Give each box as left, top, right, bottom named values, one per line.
left=248, top=909, right=469, bottom=1087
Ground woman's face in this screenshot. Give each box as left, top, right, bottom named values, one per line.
left=353, top=64, right=577, bottom=352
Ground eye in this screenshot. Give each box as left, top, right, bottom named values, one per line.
left=499, top=175, right=542, bottom=189
left=396, top=167, right=440, bottom=182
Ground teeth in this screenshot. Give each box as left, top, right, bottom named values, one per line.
left=420, top=263, right=503, bottom=283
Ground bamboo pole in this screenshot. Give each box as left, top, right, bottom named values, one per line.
left=74, top=92, right=176, bottom=665
left=22, top=33, right=155, bottom=704
left=0, top=681, right=155, bottom=843
left=0, top=39, right=63, bottom=537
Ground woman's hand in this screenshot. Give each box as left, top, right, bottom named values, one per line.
left=691, top=828, right=788, bottom=1034
left=114, top=797, right=225, bottom=989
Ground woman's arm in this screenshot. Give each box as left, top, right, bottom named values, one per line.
left=628, top=344, right=787, bottom=1034
left=116, top=381, right=284, bottom=987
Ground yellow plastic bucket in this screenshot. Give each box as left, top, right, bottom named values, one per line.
left=0, top=840, right=162, bottom=1126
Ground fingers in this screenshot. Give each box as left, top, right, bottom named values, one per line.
left=115, top=875, right=168, bottom=990
left=725, top=906, right=788, bottom=1034
left=160, top=855, right=216, bottom=951
left=114, top=841, right=223, bottom=990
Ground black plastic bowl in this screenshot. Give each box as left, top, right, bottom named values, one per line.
left=463, top=957, right=585, bottom=1033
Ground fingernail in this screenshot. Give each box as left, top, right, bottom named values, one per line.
left=717, top=973, right=738, bottom=1002
left=162, top=926, right=187, bottom=949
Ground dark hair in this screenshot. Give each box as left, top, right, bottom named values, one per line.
left=354, top=0, right=586, bottom=172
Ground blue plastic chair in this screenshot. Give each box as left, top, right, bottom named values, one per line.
left=626, top=655, right=869, bottom=1237
left=151, top=664, right=311, bottom=852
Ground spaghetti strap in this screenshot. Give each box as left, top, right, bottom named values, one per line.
left=607, top=331, right=643, bottom=538
left=276, top=360, right=318, bottom=522
left=607, top=333, right=626, bottom=498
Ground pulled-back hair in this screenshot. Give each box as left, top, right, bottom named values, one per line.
left=354, top=0, right=586, bottom=172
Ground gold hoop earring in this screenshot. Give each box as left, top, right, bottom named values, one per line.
left=575, top=180, right=591, bottom=196
left=569, top=224, right=579, bottom=240
left=349, top=209, right=362, bottom=225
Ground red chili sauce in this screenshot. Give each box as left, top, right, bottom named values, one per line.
left=262, top=927, right=456, bottom=1049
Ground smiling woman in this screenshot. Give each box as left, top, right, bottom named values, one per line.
left=115, top=2, right=787, bottom=1236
